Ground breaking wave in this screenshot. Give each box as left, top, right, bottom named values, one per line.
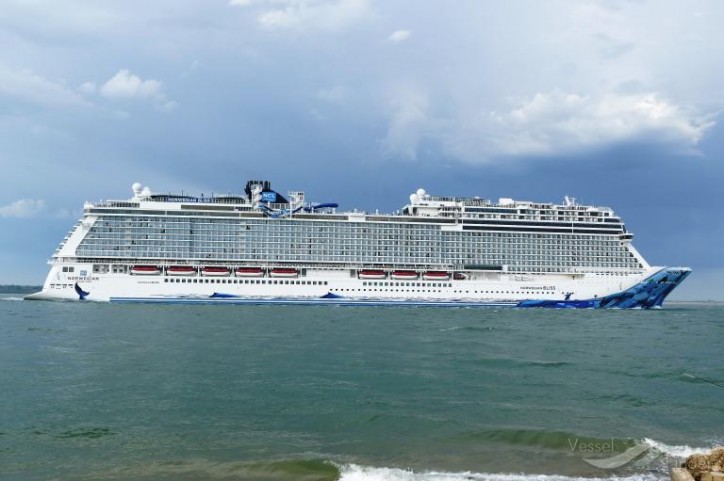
left=641, top=438, right=712, bottom=458
left=338, top=465, right=666, bottom=481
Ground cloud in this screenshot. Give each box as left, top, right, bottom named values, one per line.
left=100, top=69, right=162, bottom=99
left=316, top=85, right=348, bottom=104
left=382, top=88, right=431, bottom=160
left=96, top=69, right=176, bottom=111
left=388, top=29, right=411, bottom=43
left=78, top=81, right=97, bottom=94
left=482, top=91, right=713, bottom=157
left=232, top=0, right=371, bottom=32
left=382, top=90, right=714, bottom=162
left=0, top=199, right=46, bottom=218
left=0, top=63, right=90, bottom=109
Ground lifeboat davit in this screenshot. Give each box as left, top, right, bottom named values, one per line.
left=358, top=269, right=387, bottom=279
left=167, top=266, right=197, bottom=276
left=131, top=265, right=161, bottom=275
left=202, top=266, right=230, bottom=277
left=270, top=268, right=299, bottom=278
left=423, top=271, right=451, bottom=281
left=235, top=267, right=265, bottom=277
left=391, top=270, right=418, bottom=280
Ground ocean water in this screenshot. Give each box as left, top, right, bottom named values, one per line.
left=1, top=296, right=722, bottom=481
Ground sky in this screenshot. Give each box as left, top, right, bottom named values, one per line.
left=0, top=0, right=722, bottom=299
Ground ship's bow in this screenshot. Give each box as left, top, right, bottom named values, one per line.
left=599, top=266, right=692, bottom=308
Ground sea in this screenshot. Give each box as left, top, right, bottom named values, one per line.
left=1, top=294, right=722, bottom=481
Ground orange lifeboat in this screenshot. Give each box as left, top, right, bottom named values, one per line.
left=358, top=269, right=387, bottom=279
left=422, top=271, right=451, bottom=281
left=202, top=266, right=230, bottom=277
left=167, top=266, right=197, bottom=276
left=235, top=267, right=265, bottom=277
left=269, top=268, right=298, bottom=278
left=391, top=270, right=418, bottom=280
left=131, top=265, right=161, bottom=275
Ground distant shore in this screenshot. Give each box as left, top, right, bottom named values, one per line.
left=0, top=285, right=42, bottom=294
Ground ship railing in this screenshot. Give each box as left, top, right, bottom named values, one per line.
left=91, top=194, right=253, bottom=208
left=70, top=257, right=458, bottom=271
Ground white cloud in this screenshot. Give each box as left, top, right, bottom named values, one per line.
left=382, top=89, right=431, bottom=160
left=232, top=0, right=371, bottom=32
left=181, top=60, right=201, bottom=78
left=482, top=91, right=713, bottom=157
left=388, top=29, right=411, bottom=43
left=316, top=85, right=348, bottom=104
left=100, top=69, right=162, bottom=99
left=0, top=64, right=90, bottom=109
left=97, top=69, right=176, bottom=111
left=78, top=81, right=97, bottom=95
left=382, top=90, right=713, bottom=162
left=111, top=110, right=131, bottom=120
left=158, top=100, right=179, bottom=112
left=0, top=199, right=46, bottom=218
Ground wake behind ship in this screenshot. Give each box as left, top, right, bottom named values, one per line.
left=26, top=180, right=690, bottom=308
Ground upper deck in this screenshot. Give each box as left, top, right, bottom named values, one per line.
left=86, top=182, right=624, bottom=229
left=56, top=181, right=645, bottom=274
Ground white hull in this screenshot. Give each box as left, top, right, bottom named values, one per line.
left=27, top=262, right=669, bottom=305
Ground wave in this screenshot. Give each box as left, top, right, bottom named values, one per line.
left=452, top=430, right=715, bottom=461
left=94, top=458, right=340, bottom=480
left=470, top=358, right=573, bottom=369
left=641, top=438, right=711, bottom=458
left=439, top=325, right=495, bottom=333
left=0, top=296, right=24, bottom=301
left=338, top=464, right=665, bottom=481
left=457, top=429, right=632, bottom=451
left=43, top=451, right=715, bottom=481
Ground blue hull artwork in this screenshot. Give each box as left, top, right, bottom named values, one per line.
left=110, top=267, right=690, bottom=309
left=517, top=267, right=691, bottom=309
left=74, top=283, right=90, bottom=301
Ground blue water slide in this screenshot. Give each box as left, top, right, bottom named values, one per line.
left=303, top=203, right=339, bottom=212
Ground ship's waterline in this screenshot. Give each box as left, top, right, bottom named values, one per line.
left=27, top=180, right=690, bottom=307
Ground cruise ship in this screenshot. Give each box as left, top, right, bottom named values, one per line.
left=26, top=180, right=691, bottom=308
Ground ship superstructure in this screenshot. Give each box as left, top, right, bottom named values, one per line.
left=26, top=181, right=690, bottom=308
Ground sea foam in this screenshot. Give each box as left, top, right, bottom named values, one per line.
left=641, top=438, right=712, bottom=458
left=338, top=465, right=666, bottom=481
